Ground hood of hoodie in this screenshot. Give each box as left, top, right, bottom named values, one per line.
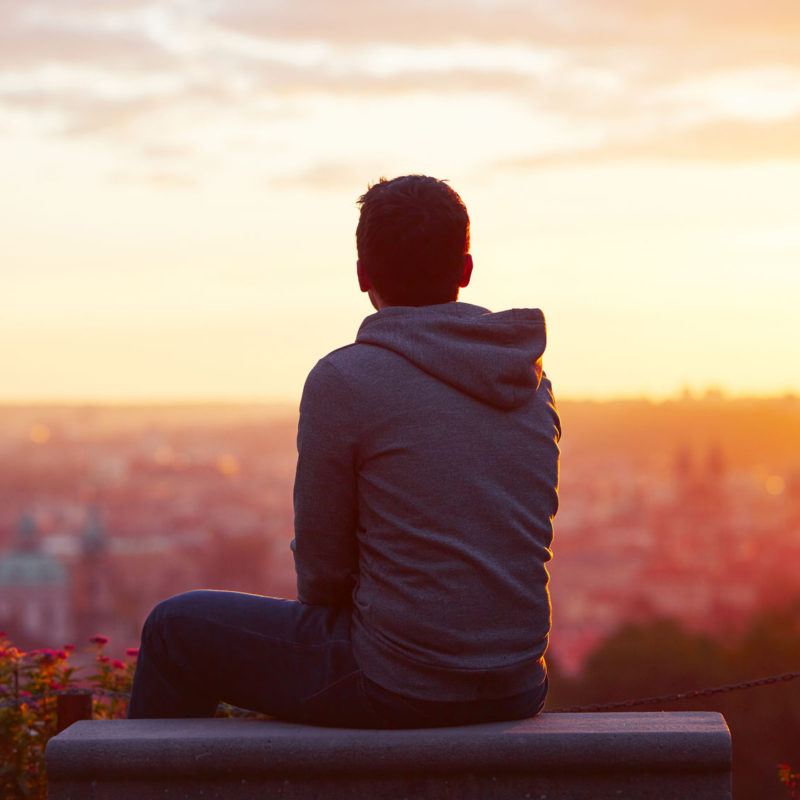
left=355, top=301, right=547, bottom=410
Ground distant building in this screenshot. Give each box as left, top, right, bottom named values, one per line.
left=72, top=505, right=117, bottom=641
left=0, top=512, right=71, bottom=647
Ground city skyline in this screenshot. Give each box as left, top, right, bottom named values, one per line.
left=3, top=395, right=799, bottom=666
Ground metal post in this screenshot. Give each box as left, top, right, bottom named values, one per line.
left=56, top=691, right=93, bottom=733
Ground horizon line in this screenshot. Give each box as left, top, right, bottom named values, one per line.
left=1, top=388, right=799, bottom=408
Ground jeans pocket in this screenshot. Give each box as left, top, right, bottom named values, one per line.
left=359, top=674, right=441, bottom=728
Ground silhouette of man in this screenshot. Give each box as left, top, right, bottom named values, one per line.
left=128, top=175, right=561, bottom=728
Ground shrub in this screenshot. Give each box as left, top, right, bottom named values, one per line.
left=779, top=763, right=800, bottom=799
left=0, top=631, right=136, bottom=800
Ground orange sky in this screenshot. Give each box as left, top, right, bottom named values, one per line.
left=3, top=0, right=799, bottom=402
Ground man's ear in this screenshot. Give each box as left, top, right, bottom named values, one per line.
left=357, top=259, right=371, bottom=293
left=459, top=253, right=473, bottom=288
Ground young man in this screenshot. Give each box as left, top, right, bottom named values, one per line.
left=128, top=175, right=561, bottom=728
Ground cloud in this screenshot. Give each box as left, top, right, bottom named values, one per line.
left=268, top=161, right=379, bottom=191
left=209, top=0, right=800, bottom=126
left=0, top=86, right=174, bottom=135
left=5, top=0, right=800, bottom=92
left=499, top=115, right=800, bottom=169
left=0, top=73, right=248, bottom=141
left=0, top=4, right=173, bottom=71
left=248, top=60, right=544, bottom=98
left=214, top=1, right=552, bottom=47
left=213, top=0, right=800, bottom=70
left=3, top=0, right=799, bottom=174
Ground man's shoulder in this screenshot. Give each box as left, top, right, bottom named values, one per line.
left=314, top=341, right=394, bottom=377
left=302, top=343, right=393, bottom=412
left=317, top=342, right=359, bottom=366
left=305, top=342, right=407, bottom=406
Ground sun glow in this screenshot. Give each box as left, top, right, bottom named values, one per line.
left=3, top=1, right=799, bottom=402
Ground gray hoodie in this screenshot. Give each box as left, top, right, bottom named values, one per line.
left=290, top=300, right=561, bottom=702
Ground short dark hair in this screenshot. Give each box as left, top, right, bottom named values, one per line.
left=356, top=175, right=470, bottom=307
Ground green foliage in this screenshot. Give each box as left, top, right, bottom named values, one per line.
left=3, top=601, right=799, bottom=799
left=547, top=598, right=800, bottom=800
left=581, top=617, right=730, bottom=700
left=778, top=763, right=800, bottom=799
left=0, top=632, right=136, bottom=800
left=0, top=630, right=265, bottom=799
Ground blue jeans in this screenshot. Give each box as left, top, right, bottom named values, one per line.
left=127, top=589, right=548, bottom=728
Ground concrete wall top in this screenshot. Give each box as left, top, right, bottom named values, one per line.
left=46, top=711, right=731, bottom=781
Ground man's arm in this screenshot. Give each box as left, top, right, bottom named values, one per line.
left=290, top=358, right=359, bottom=606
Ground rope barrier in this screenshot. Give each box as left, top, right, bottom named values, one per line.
left=551, top=671, right=800, bottom=712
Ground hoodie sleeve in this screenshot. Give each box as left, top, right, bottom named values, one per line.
left=290, top=358, right=359, bottom=607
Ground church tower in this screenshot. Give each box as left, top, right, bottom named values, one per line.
left=74, top=505, right=115, bottom=640
left=0, top=513, right=71, bottom=648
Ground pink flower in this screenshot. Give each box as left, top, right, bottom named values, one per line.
left=89, top=634, right=109, bottom=645
left=98, top=655, right=110, bottom=663
left=112, top=659, right=126, bottom=670
left=125, top=648, right=140, bottom=658
left=30, top=648, right=60, bottom=662
left=63, top=643, right=76, bottom=652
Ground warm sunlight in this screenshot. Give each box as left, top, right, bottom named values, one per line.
left=3, top=0, right=799, bottom=402
left=5, top=8, right=800, bottom=798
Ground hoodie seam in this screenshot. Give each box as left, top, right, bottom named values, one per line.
left=319, top=359, right=363, bottom=454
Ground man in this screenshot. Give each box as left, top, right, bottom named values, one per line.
left=128, top=175, right=561, bottom=728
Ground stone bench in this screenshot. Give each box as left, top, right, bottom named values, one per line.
left=45, top=711, right=731, bottom=799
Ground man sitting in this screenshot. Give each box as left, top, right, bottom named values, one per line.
left=128, top=174, right=561, bottom=728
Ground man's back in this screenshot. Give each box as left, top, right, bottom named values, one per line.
left=292, top=300, right=561, bottom=703
left=129, top=175, right=561, bottom=728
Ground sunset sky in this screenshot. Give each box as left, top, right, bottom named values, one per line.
left=3, top=0, right=799, bottom=402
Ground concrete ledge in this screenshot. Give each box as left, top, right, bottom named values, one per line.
left=46, top=712, right=732, bottom=799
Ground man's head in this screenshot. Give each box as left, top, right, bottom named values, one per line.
left=356, top=175, right=473, bottom=309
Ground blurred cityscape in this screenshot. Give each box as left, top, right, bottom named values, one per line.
left=1, top=394, right=799, bottom=672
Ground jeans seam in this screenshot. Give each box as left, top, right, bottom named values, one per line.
left=155, top=613, right=351, bottom=651
left=302, top=668, right=361, bottom=705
